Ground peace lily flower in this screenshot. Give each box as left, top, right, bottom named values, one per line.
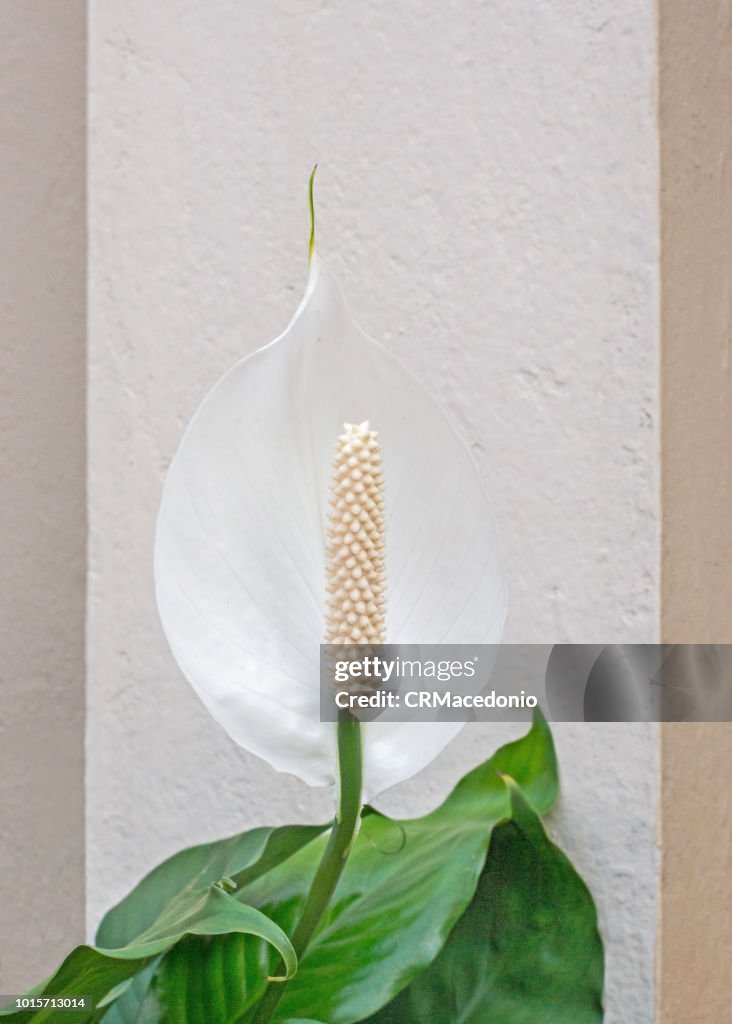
left=154, top=202, right=506, bottom=801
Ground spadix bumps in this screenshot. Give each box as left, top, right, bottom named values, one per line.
left=326, top=421, right=386, bottom=645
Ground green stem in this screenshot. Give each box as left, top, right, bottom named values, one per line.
left=249, top=711, right=362, bottom=1024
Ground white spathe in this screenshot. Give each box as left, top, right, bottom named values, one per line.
left=154, top=255, right=506, bottom=798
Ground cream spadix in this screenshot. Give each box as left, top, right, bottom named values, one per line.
left=326, top=421, right=386, bottom=646
left=154, top=253, right=506, bottom=799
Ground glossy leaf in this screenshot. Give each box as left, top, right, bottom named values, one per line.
left=1, top=826, right=326, bottom=1024
left=267, top=720, right=557, bottom=1023
left=96, top=962, right=160, bottom=1024
left=365, top=779, right=604, bottom=1024
left=0, top=888, right=294, bottom=1024
left=118, top=716, right=556, bottom=1024
left=97, top=824, right=327, bottom=949
left=7, top=719, right=558, bottom=1024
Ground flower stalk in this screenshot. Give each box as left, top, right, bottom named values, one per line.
left=248, top=711, right=363, bottom=1024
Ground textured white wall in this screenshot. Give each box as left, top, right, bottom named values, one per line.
left=88, top=2, right=659, bottom=1021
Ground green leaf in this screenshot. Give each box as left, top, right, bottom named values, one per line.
left=364, top=777, right=604, bottom=1024
left=0, top=888, right=294, bottom=1024
left=247, top=714, right=554, bottom=1024
left=97, top=824, right=327, bottom=949
left=104, top=714, right=557, bottom=1024
left=7, top=716, right=558, bottom=1024
left=2, top=824, right=327, bottom=1024
left=94, top=961, right=160, bottom=1024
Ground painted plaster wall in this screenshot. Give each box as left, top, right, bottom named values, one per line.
left=659, top=3, right=732, bottom=1020
left=0, top=1, right=86, bottom=991
left=88, top=3, right=659, bottom=1021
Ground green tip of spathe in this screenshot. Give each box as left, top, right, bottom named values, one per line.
left=308, top=164, right=318, bottom=263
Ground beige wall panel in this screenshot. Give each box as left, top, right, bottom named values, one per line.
left=660, top=2, right=732, bottom=1022
left=0, top=1, right=86, bottom=992
left=660, top=727, right=732, bottom=1023
left=660, top=0, right=732, bottom=643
